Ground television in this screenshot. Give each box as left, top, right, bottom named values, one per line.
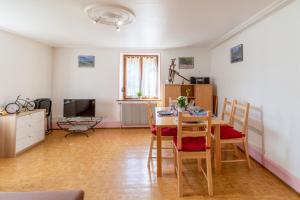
left=63, top=99, right=95, bottom=118
left=231, top=44, right=243, bottom=63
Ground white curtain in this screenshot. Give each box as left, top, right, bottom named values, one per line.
left=142, top=56, right=158, bottom=98
left=126, top=56, right=141, bottom=97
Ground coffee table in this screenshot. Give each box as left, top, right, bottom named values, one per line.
left=56, top=117, right=103, bottom=137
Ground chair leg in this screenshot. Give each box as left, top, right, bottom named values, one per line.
left=173, top=146, right=177, bottom=175
left=197, top=159, right=202, bottom=172
left=206, top=151, right=213, bottom=196
left=232, top=144, right=239, bottom=157
left=147, top=135, right=154, bottom=168
left=243, top=140, right=252, bottom=169
left=177, top=153, right=183, bottom=197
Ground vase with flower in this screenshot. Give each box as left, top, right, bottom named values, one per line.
left=177, top=96, right=188, bottom=112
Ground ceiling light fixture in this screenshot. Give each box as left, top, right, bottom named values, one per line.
left=85, top=4, right=135, bottom=32
left=117, top=20, right=123, bottom=26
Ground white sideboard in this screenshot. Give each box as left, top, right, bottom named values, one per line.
left=0, top=109, right=45, bottom=157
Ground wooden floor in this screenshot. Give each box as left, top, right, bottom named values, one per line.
left=0, top=129, right=299, bottom=200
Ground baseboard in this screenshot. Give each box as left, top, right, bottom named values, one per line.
left=248, top=144, right=300, bottom=193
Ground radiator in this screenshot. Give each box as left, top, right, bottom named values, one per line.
left=119, top=102, right=157, bottom=126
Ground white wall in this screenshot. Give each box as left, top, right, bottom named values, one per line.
left=52, top=47, right=210, bottom=123
left=211, top=0, right=300, bottom=181
left=0, top=30, right=52, bottom=107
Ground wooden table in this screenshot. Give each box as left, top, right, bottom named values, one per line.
left=155, top=107, right=227, bottom=177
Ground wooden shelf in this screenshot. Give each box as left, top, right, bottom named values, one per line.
left=164, top=84, right=212, bottom=111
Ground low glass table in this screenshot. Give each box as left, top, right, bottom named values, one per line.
left=56, top=117, right=103, bottom=137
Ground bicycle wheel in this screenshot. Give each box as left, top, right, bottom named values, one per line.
left=5, top=103, right=20, bottom=114
left=26, top=101, right=35, bottom=111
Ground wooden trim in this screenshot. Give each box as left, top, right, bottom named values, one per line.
left=123, top=56, right=127, bottom=100
left=140, top=56, right=143, bottom=92
left=0, top=114, right=16, bottom=157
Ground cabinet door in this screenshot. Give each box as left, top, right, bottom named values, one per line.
left=194, top=85, right=213, bottom=111
left=164, top=85, right=181, bottom=106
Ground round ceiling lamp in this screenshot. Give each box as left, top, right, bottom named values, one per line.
left=84, top=4, right=136, bottom=32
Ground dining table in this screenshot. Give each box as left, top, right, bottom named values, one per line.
left=154, top=107, right=227, bottom=177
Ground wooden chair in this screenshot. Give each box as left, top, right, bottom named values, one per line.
left=220, top=98, right=234, bottom=122
left=173, top=111, right=213, bottom=197
left=168, top=97, right=177, bottom=107
left=211, top=98, right=235, bottom=139
left=213, top=100, right=251, bottom=168
left=147, top=104, right=177, bottom=167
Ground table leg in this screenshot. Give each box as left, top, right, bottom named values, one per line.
left=157, top=127, right=162, bottom=177
left=214, top=125, right=222, bottom=173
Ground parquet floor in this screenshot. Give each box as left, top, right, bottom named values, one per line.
left=0, top=129, right=299, bottom=200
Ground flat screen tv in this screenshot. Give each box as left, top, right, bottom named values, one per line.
left=63, top=99, right=95, bottom=118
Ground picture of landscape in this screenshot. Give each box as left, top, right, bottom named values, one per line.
left=78, top=55, right=95, bottom=67
left=231, top=44, right=243, bottom=63
left=179, top=57, right=194, bottom=69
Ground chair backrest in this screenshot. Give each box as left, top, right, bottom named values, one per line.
left=221, top=98, right=234, bottom=125
left=146, top=103, right=154, bottom=128
left=231, top=100, right=250, bottom=135
left=169, top=97, right=177, bottom=107
left=177, top=111, right=212, bottom=151
left=34, top=98, right=52, bottom=116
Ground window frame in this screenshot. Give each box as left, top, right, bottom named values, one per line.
left=123, top=54, right=159, bottom=100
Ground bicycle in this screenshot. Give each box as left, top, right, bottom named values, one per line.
left=5, top=95, right=35, bottom=114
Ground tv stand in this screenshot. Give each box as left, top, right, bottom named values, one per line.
left=57, top=117, right=103, bottom=137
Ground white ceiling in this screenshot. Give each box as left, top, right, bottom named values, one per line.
left=0, top=0, right=277, bottom=49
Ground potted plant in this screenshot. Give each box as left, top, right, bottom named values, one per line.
left=177, top=96, right=188, bottom=112
left=136, top=90, right=143, bottom=100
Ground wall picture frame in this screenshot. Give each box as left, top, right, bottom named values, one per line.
left=78, top=55, right=95, bottom=67
left=178, top=57, right=194, bottom=69
left=231, top=44, right=243, bottom=63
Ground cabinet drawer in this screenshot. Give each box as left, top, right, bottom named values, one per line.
left=16, top=137, right=31, bottom=153
left=16, top=124, right=44, bottom=140
left=30, top=111, right=44, bottom=123
left=16, top=115, right=30, bottom=129
left=16, top=117, right=30, bottom=140
left=16, top=112, right=45, bottom=140
left=32, top=131, right=44, bottom=143
left=16, top=132, right=44, bottom=153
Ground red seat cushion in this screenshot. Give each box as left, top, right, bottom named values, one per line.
left=220, top=128, right=244, bottom=139
left=212, top=124, right=233, bottom=133
left=151, top=125, right=177, bottom=136
left=212, top=125, right=244, bottom=139
left=173, top=136, right=207, bottom=151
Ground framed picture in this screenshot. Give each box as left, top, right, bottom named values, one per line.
left=78, top=55, right=95, bottom=67
left=179, top=57, right=194, bottom=69
left=231, top=44, right=243, bottom=63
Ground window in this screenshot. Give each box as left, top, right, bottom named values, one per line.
left=123, top=55, right=159, bottom=99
